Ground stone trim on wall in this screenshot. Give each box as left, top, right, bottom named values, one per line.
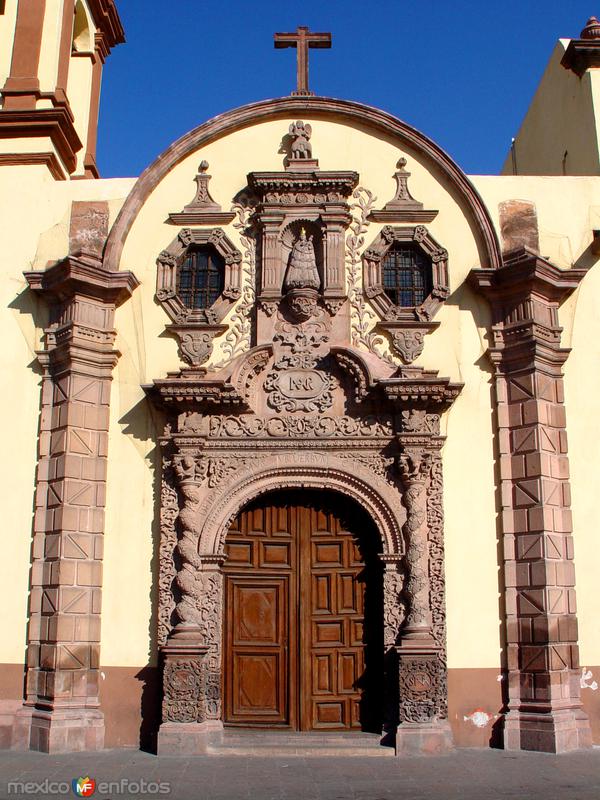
left=14, top=252, right=138, bottom=753
left=469, top=246, right=593, bottom=753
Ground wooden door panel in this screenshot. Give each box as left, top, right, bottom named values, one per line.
left=225, top=577, right=289, bottom=724
left=305, top=504, right=366, bottom=730
left=224, top=491, right=381, bottom=731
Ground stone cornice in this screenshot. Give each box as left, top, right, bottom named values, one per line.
left=249, top=170, right=359, bottom=198
left=561, top=39, right=600, bottom=76
left=379, top=369, right=463, bottom=409
left=25, top=251, right=139, bottom=307
left=0, top=107, right=82, bottom=174
left=87, top=0, right=125, bottom=53
left=468, top=247, right=588, bottom=306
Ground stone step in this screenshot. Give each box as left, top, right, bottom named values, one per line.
left=209, top=730, right=395, bottom=757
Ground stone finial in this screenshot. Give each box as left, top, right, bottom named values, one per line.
left=581, top=16, right=600, bottom=39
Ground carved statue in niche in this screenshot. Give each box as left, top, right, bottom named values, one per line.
left=289, top=121, right=312, bottom=160
left=284, top=229, right=320, bottom=291
left=283, top=228, right=321, bottom=322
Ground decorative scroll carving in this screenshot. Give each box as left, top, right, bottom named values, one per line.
left=169, top=325, right=227, bottom=368
left=399, top=449, right=433, bottom=630
left=387, top=326, right=428, bottom=364
left=211, top=202, right=256, bottom=368
left=427, top=455, right=448, bottom=718
left=158, top=462, right=179, bottom=647
left=346, top=187, right=396, bottom=367
left=401, top=409, right=440, bottom=435
left=162, top=658, right=204, bottom=723
left=208, top=414, right=394, bottom=439
left=265, top=309, right=336, bottom=413
left=398, top=655, right=443, bottom=723
left=383, top=558, right=405, bottom=647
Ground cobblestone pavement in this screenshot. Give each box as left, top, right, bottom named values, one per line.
left=1, top=747, right=600, bottom=800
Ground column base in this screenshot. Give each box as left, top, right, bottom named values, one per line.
left=395, top=719, right=453, bottom=756
left=158, top=720, right=223, bottom=755
left=503, top=708, right=593, bottom=753
left=12, top=706, right=104, bottom=753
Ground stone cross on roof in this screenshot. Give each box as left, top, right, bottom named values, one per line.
left=274, top=26, right=332, bottom=96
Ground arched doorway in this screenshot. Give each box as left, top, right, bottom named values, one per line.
left=222, top=489, right=383, bottom=731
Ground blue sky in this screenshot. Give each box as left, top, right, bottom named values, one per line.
left=96, top=1, right=596, bottom=178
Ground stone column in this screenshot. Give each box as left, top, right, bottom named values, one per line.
left=15, top=252, right=138, bottom=753
left=469, top=247, right=592, bottom=752
left=393, top=433, right=451, bottom=755
left=158, top=451, right=224, bottom=755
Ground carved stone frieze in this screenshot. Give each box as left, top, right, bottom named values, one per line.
left=207, top=414, right=395, bottom=439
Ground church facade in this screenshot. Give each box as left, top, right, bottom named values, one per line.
left=1, top=1, right=600, bottom=756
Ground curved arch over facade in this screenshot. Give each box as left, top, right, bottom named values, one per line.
left=103, top=96, right=502, bottom=273
left=195, top=453, right=405, bottom=558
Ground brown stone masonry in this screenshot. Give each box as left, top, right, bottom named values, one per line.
left=14, top=252, right=138, bottom=753
left=469, top=247, right=592, bottom=753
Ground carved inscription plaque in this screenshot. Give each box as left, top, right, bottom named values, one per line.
left=278, top=368, right=326, bottom=399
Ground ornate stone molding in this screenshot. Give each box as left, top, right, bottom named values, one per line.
left=156, top=228, right=242, bottom=326
left=369, top=158, right=438, bottom=223
left=168, top=161, right=235, bottom=225
left=17, top=253, right=138, bottom=753
left=469, top=247, right=592, bottom=753
left=363, top=224, right=449, bottom=322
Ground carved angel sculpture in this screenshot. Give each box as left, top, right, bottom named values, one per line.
left=289, top=120, right=312, bottom=159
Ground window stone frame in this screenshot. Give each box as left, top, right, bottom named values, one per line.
left=155, top=228, right=242, bottom=369
left=362, top=225, right=449, bottom=364
left=156, top=227, right=242, bottom=325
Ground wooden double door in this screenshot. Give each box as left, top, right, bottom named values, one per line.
left=223, top=490, right=383, bottom=731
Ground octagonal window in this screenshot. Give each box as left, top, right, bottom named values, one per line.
left=382, top=243, right=432, bottom=308
left=176, top=246, right=225, bottom=311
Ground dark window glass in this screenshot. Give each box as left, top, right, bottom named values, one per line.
left=382, top=244, right=432, bottom=307
left=177, top=247, right=224, bottom=310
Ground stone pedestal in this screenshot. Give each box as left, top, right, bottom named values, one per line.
left=503, top=708, right=593, bottom=753
left=13, top=706, right=104, bottom=753
left=395, top=720, right=453, bottom=756
left=158, top=720, right=223, bottom=756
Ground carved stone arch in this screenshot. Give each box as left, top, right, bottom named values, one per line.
left=103, top=97, right=502, bottom=273
left=195, top=454, right=405, bottom=558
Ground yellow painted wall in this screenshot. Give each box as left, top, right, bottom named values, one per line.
left=3, top=114, right=600, bottom=686
left=502, top=40, right=600, bottom=176
left=0, top=173, right=134, bottom=666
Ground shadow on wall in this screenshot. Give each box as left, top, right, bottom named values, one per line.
left=118, top=395, right=165, bottom=752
